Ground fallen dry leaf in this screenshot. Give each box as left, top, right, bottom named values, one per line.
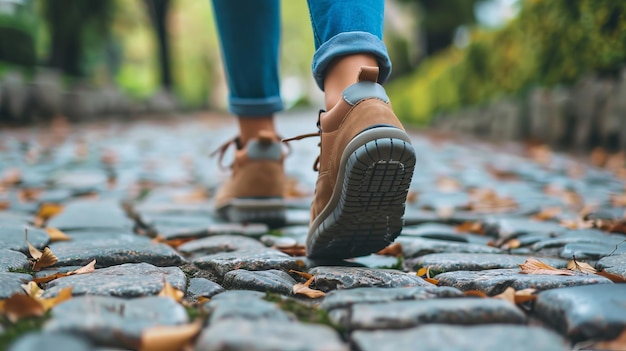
left=21, top=281, right=44, bottom=299
left=567, top=258, right=597, bottom=274
left=424, top=277, right=439, bottom=285
left=455, top=221, right=486, bottom=235
left=140, top=320, right=203, bottom=351
left=45, top=227, right=71, bottom=242
left=293, top=276, right=325, bottom=298
left=514, top=288, right=538, bottom=304
left=196, top=296, right=211, bottom=304
left=31, top=247, right=58, bottom=271
left=289, top=270, right=313, bottom=280
left=463, top=290, right=488, bottom=298
left=494, top=287, right=516, bottom=304
left=274, top=243, right=307, bottom=257
left=376, top=242, right=403, bottom=257
left=591, top=328, right=626, bottom=351
left=32, top=259, right=96, bottom=284
left=26, top=237, right=43, bottom=260
left=596, top=270, right=626, bottom=283
left=152, top=236, right=195, bottom=249
left=532, top=207, right=562, bottom=221
left=34, top=203, right=64, bottom=226
left=1, top=293, right=45, bottom=322
left=159, top=279, right=184, bottom=302
left=519, top=257, right=574, bottom=276
left=40, top=287, right=73, bottom=311
left=500, top=238, right=521, bottom=250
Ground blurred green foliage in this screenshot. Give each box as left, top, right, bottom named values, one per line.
left=388, top=0, right=626, bottom=125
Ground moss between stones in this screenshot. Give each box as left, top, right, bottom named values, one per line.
left=0, top=313, right=50, bottom=350
left=264, top=292, right=344, bottom=333
left=8, top=267, right=34, bottom=275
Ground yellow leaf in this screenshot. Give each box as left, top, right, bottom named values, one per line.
left=494, top=287, right=516, bottom=304
left=592, top=329, right=626, bottom=351
left=35, top=203, right=64, bottom=224
left=159, top=280, right=184, bottom=302
left=31, top=247, right=58, bottom=271
left=2, top=293, right=45, bottom=322
left=416, top=267, right=429, bottom=277
left=21, top=281, right=43, bottom=299
left=45, top=227, right=71, bottom=242
left=519, top=257, right=574, bottom=276
left=40, top=287, right=72, bottom=311
left=293, top=276, right=325, bottom=298
left=140, top=320, right=203, bottom=351
left=567, top=258, right=597, bottom=274
left=196, top=296, right=211, bottom=304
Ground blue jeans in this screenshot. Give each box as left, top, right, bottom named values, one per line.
left=211, top=0, right=391, bottom=117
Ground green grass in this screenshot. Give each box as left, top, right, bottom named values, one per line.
left=0, top=314, right=50, bottom=350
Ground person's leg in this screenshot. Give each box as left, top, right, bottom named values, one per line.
left=211, top=0, right=286, bottom=227
left=304, top=0, right=416, bottom=258
left=211, top=0, right=282, bottom=144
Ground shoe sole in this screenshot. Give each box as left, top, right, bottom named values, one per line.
left=217, top=198, right=286, bottom=229
left=307, top=127, right=416, bottom=259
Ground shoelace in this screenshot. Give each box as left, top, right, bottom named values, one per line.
left=210, top=133, right=294, bottom=171
left=281, top=110, right=325, bottom=172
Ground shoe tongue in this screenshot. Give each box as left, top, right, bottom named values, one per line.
left=358, top=66, right=380, bottom=83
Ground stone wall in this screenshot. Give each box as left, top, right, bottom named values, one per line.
left=0, top=69, right=179, bottom=123
left=431, top=68, right=626, bottom=151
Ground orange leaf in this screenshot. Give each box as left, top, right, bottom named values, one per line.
left=592, top=329, right=626, bottom=351
left=196, top=296, right=211, bottom=304
left=159, top=279, right=184, bottom=302
left=376, top=242, right=403, bottom=257
left=532, top=207, right=562, bottom=221
left=455, top=221, right=485, bottom=235
left=596, top=270, right=626, bottom=283
left=45, top=227, right=71, bottom=242
left=31, top=247, right=58, bottom=271
left=463, top=290, right=488, bottom=298
left=289, top=270, right=313, bottom=280
left=293, top=276, right=325, bottom=298
left=2, top=293, right=45, bottom=322
left=416, top=267, right=429, bottom=277
left=519, top=257, right=574, bottom=276
left=140, top=320, right=203, bottom=351
left=274, top=243, right=307, bottom=257
left=501, top=238, right=521, bottom=250
left=40, top=287, right=73, bottom=311
left=424, top=277, right=439, bottom=285
left=567, top=258, right=597, bottom=274
left=514, top=288, right=537, bottom=304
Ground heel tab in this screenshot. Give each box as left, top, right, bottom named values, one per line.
left=258, top=130, right=277, bottom=144
left=358, top=66, right=380, bottom=83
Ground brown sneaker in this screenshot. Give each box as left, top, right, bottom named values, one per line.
left=306, top=66, right=416, bottom=259
left=213, top=130, right=286, bottom=228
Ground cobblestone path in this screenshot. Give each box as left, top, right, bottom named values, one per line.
left=1, top=111, right=625, bottom=351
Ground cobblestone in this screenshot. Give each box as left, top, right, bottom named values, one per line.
left=1, top=111, right=625, bottom=350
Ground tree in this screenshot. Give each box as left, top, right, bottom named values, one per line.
left=144, top=0, right=172, bottom=90
left=41, top=0, right=113, bottom=77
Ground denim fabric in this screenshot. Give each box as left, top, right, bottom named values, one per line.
left=211, top=0, right=389, bottom=117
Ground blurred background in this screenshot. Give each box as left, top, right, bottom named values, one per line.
left=0, top=0, right=624, bottom=150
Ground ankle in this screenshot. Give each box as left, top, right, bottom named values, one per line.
left=323, top=55, right=379, bottom=110
left=237, top=116, right=277, bottom=146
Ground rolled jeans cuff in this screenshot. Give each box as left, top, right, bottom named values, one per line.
left=312, top=31, right=392, bottom=91
left=229, top=96, right=284, bottom=117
